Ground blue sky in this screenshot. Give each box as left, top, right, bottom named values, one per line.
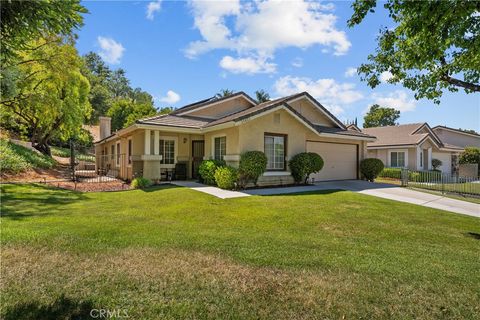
left=76, top=1, right=479, bottom=130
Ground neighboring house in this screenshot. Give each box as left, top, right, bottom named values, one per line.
left=362, top=123, right=464, bottom=174
left=94, top=92, right=375, bottom=185
left=432, top=125, right=480, bottom=148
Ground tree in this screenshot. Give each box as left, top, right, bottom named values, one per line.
left=363, top=104, right=400, bottom=128
left=109, top=69, right=132, bottom=99
left=0, top=38, right=91, bottom=155
left=459, top=147, right=480, bottom=166
left=215, top=89, right=234, bottom=98
left=348, top=1, right=480, bottom=103
left=255, top=89, right=270, bottom=103
left=0, top=0, right=87, bottom=66
left=107, top=99, right=156, bottom=131
left=158, top=106, right=174, bottom=114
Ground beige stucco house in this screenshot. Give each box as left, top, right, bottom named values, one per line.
left=362, top=123, right=465, bottom=174
left=432, top=125, right=480, bottom=148
left=94, top=92, right=375, bottom=185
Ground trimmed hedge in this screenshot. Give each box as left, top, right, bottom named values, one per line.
left=378, top=167, right=402, bottom=179
left=360, top=158, right=384, bottom=182
left=131, top=177, right=152, bottom=189
left=289, top=152, right=324, bottom=184
left=198, top=159, right=225, bottom=185
left=238, top=151, right=267, bottom=187
left=214, top=166, right=238, bottom=190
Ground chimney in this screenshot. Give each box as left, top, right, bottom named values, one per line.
left=99, top=116, right=111, bottom=140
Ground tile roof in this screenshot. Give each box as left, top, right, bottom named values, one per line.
left=432, top=125, right=480, bottom=137
left=170, top=91, right=256, bottom=115
left=137, top=114, right=212, bottom=128
left=362, top=123, right=431, bottom=147
left=314, top=125, right=375, bottom=138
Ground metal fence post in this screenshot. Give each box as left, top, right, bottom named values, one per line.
left=401, top=168, right=408, bottom=187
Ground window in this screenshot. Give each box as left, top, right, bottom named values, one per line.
left=214, top=136, right=226, bottom=161
left=116, top=142, right=121, bottom=166
left=264, top=134, right=286, bottom=170
left=159, top=139, right=175, bottom=164
left=419, top=150, right=423, bottom=168
left=390, top=151, right=405, bottom=167
left=127, top=139, right=132, bottom=165
left=111, top=145, right=115, bottom=160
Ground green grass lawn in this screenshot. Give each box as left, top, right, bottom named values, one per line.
left=1, top=184, right=480, bottom=319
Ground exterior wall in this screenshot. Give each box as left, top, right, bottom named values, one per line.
left=204, top=126, right=240, bottom=167
left=367, top=147, right=417, bottom=170
left=433, top=128, right=480, bottom=148
left=185, top=97, right=253, bottom=119
left=288, top=98, right=336, bottom=127
left=432, top=151, right=452, bottom=174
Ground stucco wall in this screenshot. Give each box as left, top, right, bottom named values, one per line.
left=367, top=147, right=417, bottom=170
left=204, top=126, right=240, bottom=162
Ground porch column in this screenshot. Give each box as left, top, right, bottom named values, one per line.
left=154, top=130, right=160, bottom=155
left=427, top=147, right=432, bottom=170
left=144, top=129, right=151, bottom=155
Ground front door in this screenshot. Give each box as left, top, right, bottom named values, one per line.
left=192, top=140, right=205, bottom=179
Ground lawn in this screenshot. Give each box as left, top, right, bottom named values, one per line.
left=1, top=184, right=479, bottom=319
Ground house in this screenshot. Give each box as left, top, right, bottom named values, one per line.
left=432, top=125, right=480, bottom=148
left=362, top=123, right=464, bottom=174
left=94, top=92, right=375, bottom=185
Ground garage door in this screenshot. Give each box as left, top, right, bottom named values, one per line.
left=306, top=141, right=357, bottom=181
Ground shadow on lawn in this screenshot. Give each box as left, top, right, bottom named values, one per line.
left=0, top=183, right=87, bottom=220
left=257, top=189, right=344, bottom=197
left=2, top=295, right=97, bottom=320
left=466, top=232, right=480, bottom=240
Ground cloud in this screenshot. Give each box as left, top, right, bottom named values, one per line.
left=97, top=36, right=125, bottom=64
left=379, top=71, right=393, bottom=83
left=219, top=55, right=276, bottom=74
left=274, top=75, right=364, bottom=116
left=344, top=67, right=357, bottom=78
left=291, top=57, right=303, bottom=68
left=186, top=0, right=350, bottom=74
left=159, top=90, right=181, bottom=104
left=146, top=0, right=162, bottom=20
left=372, top=90, right=416, bottom=112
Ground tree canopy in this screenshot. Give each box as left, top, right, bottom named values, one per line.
left=348, top=0, right=480, bottom=103
left=215, top=89, right=234, bottom=98
left=255, top=90, right=270, bottom=103
left=0, top=0, right=87, bottom=66
left=363, top=104, right=400, bottom=128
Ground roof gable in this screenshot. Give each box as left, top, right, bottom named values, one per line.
left=362, top=123, right=441, bottom=148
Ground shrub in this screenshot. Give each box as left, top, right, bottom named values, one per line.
left=459, top=147, right=480, bottom=175
left=289, top=152, right=324, bottom=184
left=360, top=158, right=384, bottom=182
left=431, top=158, right=442, bottom=170
left=214, top=166, right=238, bottom=190
left=131, top=177, right=152, bottom=189
left=238, top=151, right=268, bottom=187
left=378, top=167, right=402, bottom=179
left=0, top=139, right=55, bottom=174
left=198, top=159, right=225, bottom=185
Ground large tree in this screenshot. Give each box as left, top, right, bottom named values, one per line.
left=0, top=38, right=91, bottom=155
left=107, top=99, right=156, bottom=132
left=0, top=0, right=86, bottom=66
left=363, top=104, right=400, bottom=128
left=348, top=0, right=480, bottom=103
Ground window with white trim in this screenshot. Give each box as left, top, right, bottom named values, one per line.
left=214, top=136, right=226, bottom=161
left=264, top=134, right=286, bottom=170
left=390, top=151, right=405, bottom=167
left=419, top=150, right=423, bottom=168
left=116, top=142, right=121, bottom=167
left=159, top=139, right=175, bottom=164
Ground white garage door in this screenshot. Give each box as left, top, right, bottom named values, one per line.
left=432, top=152, right=452, bottom=174
left=306, top=141, right=357, bottom=181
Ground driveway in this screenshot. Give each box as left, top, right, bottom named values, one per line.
left=245, top=180, right=480, bottom=218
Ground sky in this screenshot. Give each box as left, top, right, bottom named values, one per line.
left=75, top=0, right=479, bottom=130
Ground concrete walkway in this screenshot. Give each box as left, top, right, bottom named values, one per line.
left=246, top=180, right=480, bottom=218
left=171, top=181, right=250, bottom=199
left=171, top=180, right=478, bottom=217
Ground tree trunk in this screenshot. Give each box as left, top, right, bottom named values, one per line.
left=33, top=141, right=51, bottom=156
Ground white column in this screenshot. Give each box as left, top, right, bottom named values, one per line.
left=427, top=147, right=432, bottom=170
left=154, top=130, right=160, bottom=155
left=144, top=129, right=151, bottom=155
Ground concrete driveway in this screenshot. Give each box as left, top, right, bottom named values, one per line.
left=245, top=180, right=480, bottom=218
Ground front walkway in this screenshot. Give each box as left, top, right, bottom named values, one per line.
left=173, top=180, right=479, bottom=218
left=171, top=181, right=250, bottom=199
